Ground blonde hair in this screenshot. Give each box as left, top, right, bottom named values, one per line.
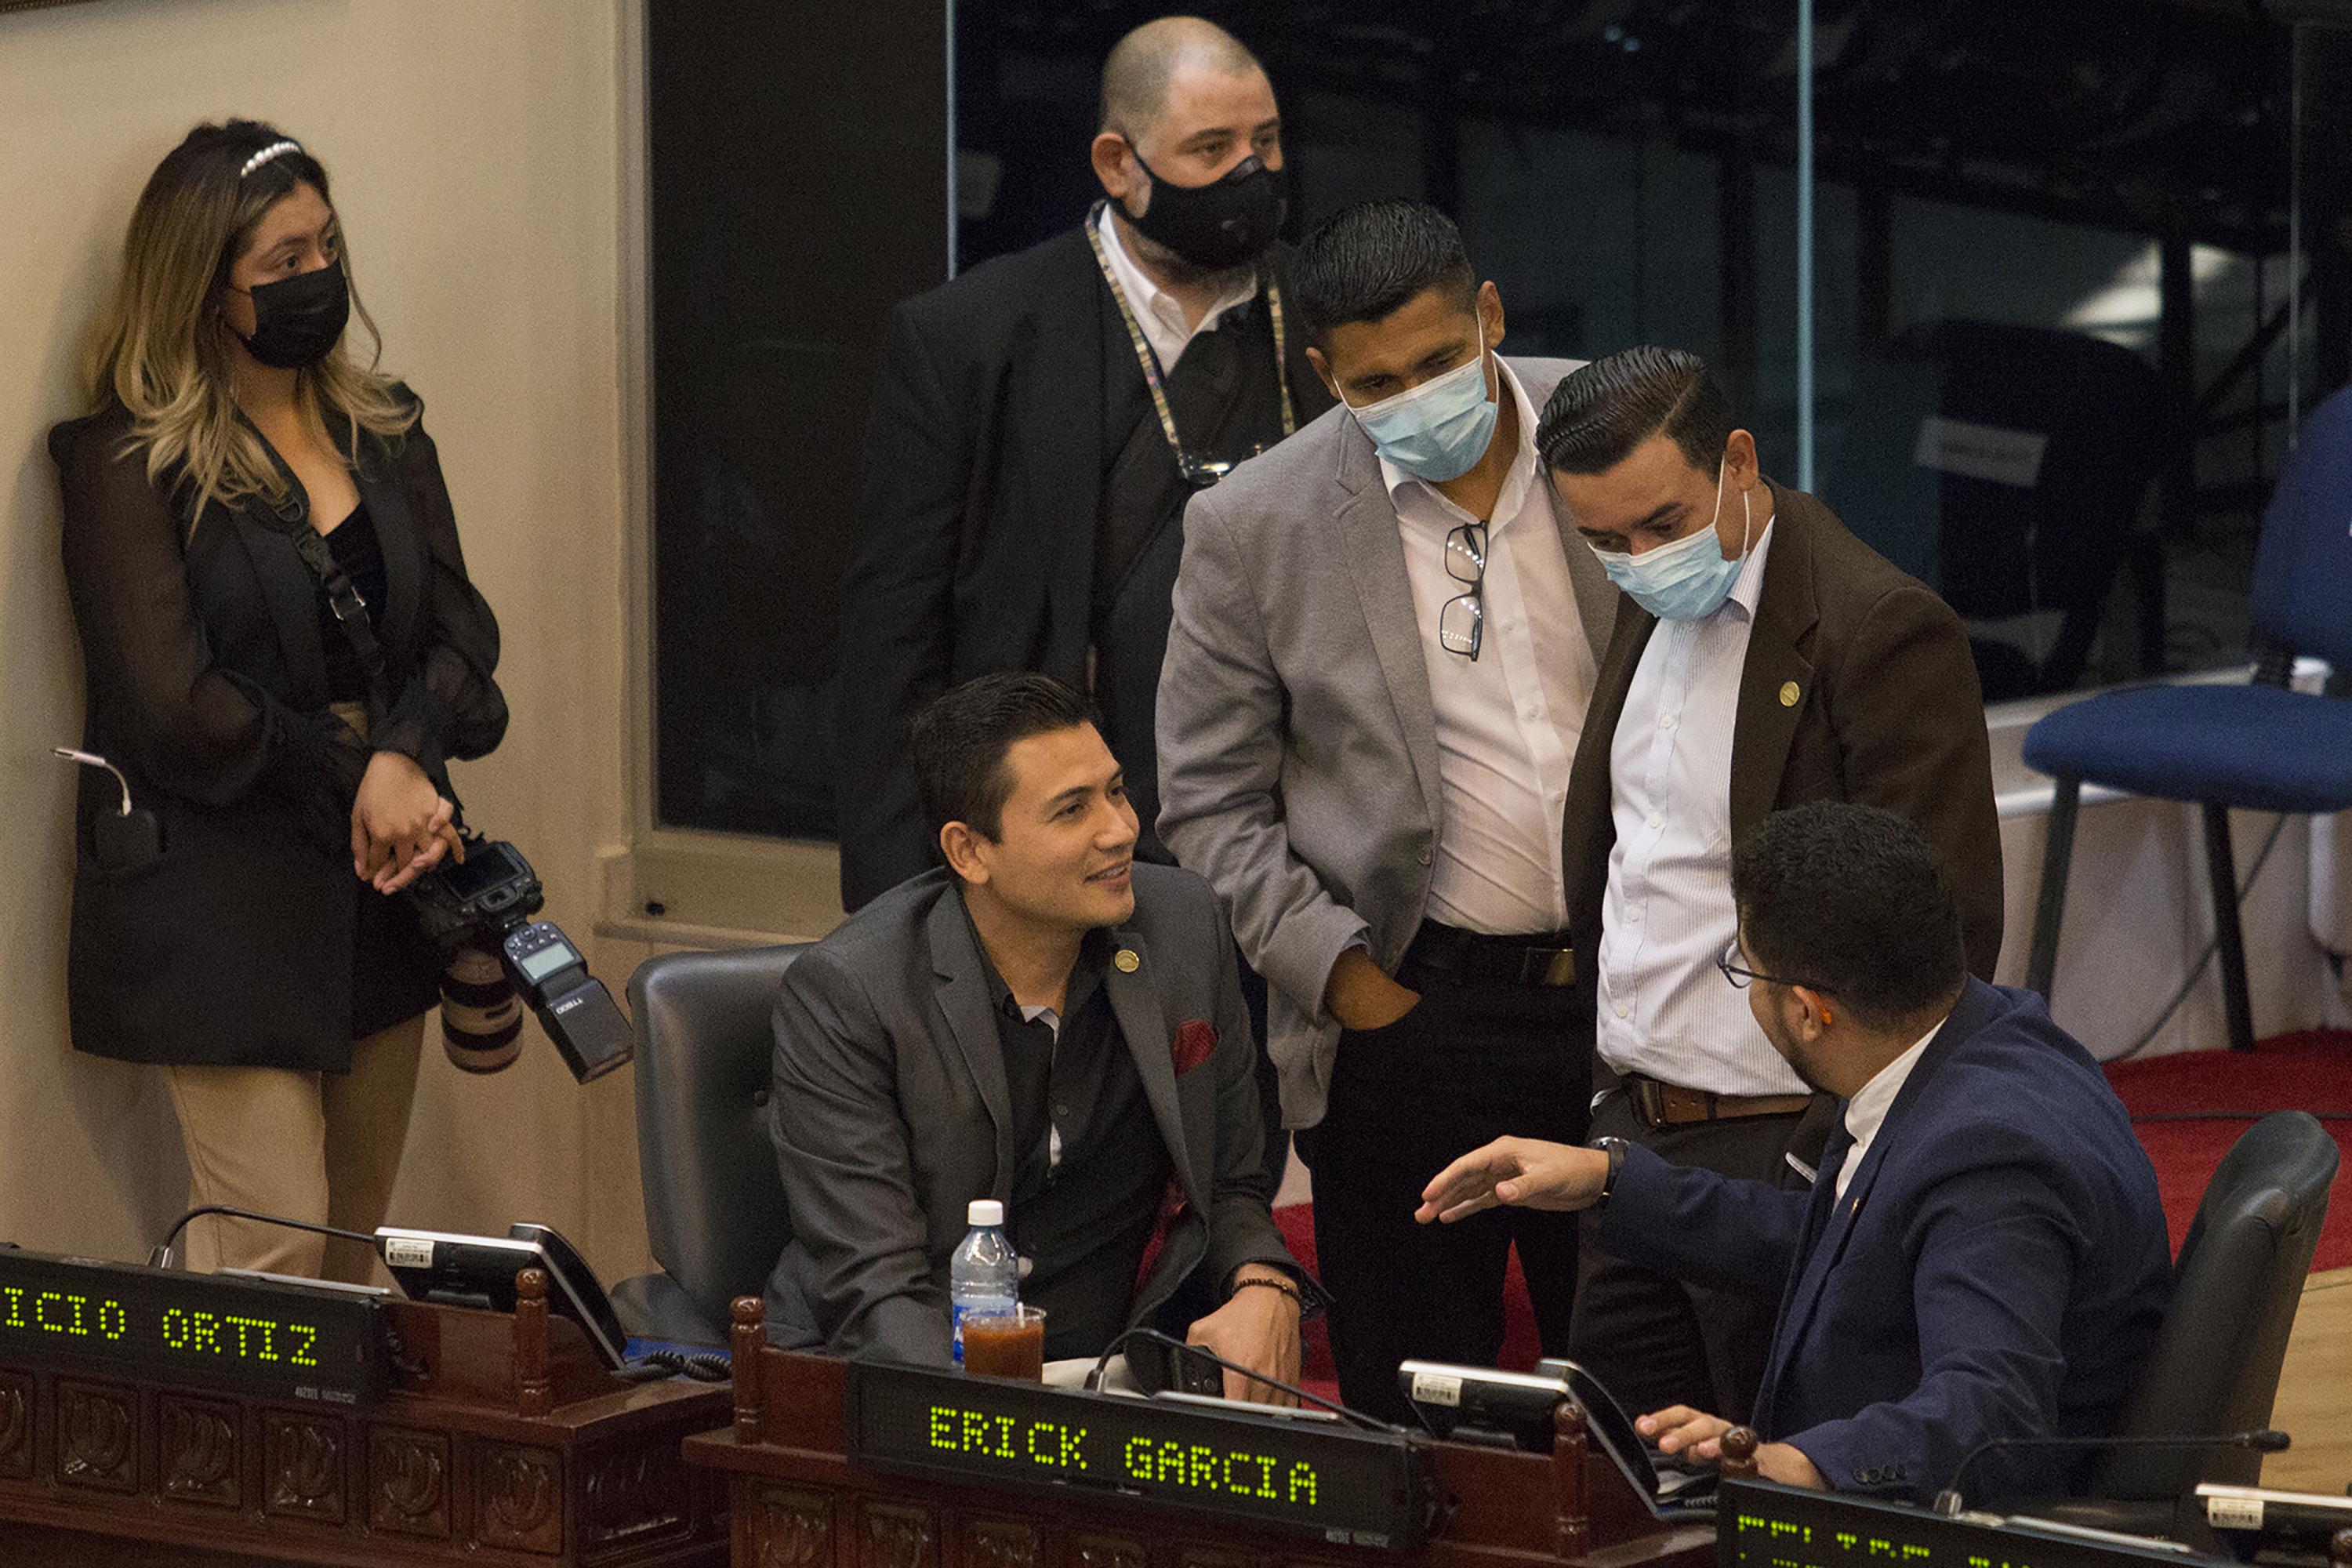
left=85, top=119, right=418, bottom=524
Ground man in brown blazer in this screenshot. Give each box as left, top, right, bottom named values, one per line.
left=1533, top=347, right=2002, bottom=1425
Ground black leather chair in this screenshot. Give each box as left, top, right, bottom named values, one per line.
left=2038, top=1111, right=2338, bottom=1526
left=608, top=945, right=807, bottom=1345
left=1828, top=319, right=2162, bottom=699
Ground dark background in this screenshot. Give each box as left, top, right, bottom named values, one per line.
left=649, top=0, right=2352, bottom=841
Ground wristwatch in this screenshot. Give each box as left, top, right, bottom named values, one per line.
left=1592, top=1137, right=1629, bottom=1208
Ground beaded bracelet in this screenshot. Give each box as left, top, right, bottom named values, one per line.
left=1232, top=1276, right=1301, bottom=1305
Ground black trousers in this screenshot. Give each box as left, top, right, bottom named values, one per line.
left=1565, top=1084, right=1831, bottom=1424
left=1233, top=951, right=1290, bottom=1193
left=1299, top=956, right=1588, bottom=1425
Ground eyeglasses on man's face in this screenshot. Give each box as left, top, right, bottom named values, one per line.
left=1715, top=938, right=1835, bottom=996
left=1439, top=522, right=1486, bottom=659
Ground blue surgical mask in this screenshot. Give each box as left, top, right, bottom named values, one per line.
left=1346, top=347, right=1498, bottom=482
left=1590, top=460, right=1754, bottom=621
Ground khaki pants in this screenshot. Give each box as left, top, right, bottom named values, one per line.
left=162, top=1014, right=426, bottom=1283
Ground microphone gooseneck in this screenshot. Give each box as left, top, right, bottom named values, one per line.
left=1933, top=1428, right=2290, bottom=1516
left=147, top=1205, right=383, bottom=1271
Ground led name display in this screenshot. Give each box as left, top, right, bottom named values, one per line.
left=1721, top=1479, right=2234, bottom=1568
left=0, top=1247, right=386, bottom=1407
left=849, top=1361, right=1431, bottom=1551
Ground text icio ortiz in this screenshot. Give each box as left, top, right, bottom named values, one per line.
left=1, top=1284, right=321, bottom=1369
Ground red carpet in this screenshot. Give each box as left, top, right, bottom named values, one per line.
left=2103, top=1029, right=2352, bottom=1274
left=1274, top=1027, right=2352, bottom=1393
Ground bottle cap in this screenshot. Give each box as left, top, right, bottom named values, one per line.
left=967, top=1199, right=1004, bottom=1227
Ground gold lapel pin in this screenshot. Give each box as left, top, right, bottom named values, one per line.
left=1779, top=681, right=1801, bottom=708
left=1114, top=949, right=1141, bottom=974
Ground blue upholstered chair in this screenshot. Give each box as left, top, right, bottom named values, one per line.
left=2021, top=386, right=2352, bottom=1051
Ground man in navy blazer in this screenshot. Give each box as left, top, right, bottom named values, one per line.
left=1419, top=803, right=2170, bottom=1503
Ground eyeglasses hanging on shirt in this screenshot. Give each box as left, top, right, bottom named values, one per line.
left=1440, top=522, right=1487, bottom=660
left=1085, top=201, right=1298, bottom=490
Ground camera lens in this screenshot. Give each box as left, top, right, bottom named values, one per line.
left=440, top=939, right=523, bottom=1073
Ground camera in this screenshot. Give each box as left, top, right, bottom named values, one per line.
left=406, top=835, right=633, bottom=1083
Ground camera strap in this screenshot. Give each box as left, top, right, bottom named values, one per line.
left=286, top=527, right=395, bottom=721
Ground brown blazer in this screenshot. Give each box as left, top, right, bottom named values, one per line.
left=1559, top=481, right=2003, bottom=996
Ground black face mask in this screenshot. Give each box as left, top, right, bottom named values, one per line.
left=1122, top=147, right=1286, bottom=271
left=237, top=257, right=350, bottom=369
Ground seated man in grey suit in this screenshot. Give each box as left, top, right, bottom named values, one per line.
left=766, top=673, right=1311, bottom=1402
left=1159, top=199, right=1616, bottom=1421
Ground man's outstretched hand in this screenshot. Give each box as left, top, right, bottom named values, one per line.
left=1415, top=1137, right=1609, bottom=1224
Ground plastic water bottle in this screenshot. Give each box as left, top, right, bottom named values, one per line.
left=949, top=1198, right=1018, bottom=1366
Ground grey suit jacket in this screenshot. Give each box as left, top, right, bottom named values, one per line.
left=1156, top=357, right=1616, bottom=1129
left=764, top=862, right=1296, bottom=1366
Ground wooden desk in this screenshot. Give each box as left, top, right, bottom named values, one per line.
left=0, top=1269, right=730, bottom=1566
left=686, top=1299, right=1717, bottom=1568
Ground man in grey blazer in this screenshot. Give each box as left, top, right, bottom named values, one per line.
left=767, top=673, right=1311, bottom=1401
left=1158, top=201, right=1615, bottom=1421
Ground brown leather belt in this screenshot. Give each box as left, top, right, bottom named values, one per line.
left=1624, top=1073, right=1813, bottom=1129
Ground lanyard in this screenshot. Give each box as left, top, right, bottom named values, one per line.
left=1085, top=201, right=1297, bottom=488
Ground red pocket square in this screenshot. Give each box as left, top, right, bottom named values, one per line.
left=1172, top=1018, right=1217, bottom=1076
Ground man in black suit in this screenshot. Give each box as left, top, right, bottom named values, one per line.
left=835, top=16, right=1332, bottom=910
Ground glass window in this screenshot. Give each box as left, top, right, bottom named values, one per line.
left=648, top=1, right=2350, bottom=842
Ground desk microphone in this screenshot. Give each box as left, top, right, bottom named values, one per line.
left=1934, top=1428, right=2290, bottom=1516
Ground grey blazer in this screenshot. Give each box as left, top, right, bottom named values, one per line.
left=763, top=862, right=1296, bottom=1366
left=1156, top=357, right=1615, bottom=1130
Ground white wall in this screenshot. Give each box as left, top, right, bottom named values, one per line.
left=0, top=0, right=648, bottom=1279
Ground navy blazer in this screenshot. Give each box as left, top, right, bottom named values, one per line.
left=1598, top=978, right=2171, bottom=1504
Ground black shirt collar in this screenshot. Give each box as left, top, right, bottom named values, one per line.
left=956, top=891, right=1112, bottom=1022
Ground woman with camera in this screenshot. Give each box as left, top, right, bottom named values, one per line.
left=51, top=120, right=508, bottom=1282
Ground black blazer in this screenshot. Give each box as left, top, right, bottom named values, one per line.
left=833, top=226, right=1332, bottom=909
left=50, top=391, right=506, bottom=1071
left=1560, top=485, right=2004, bottom=985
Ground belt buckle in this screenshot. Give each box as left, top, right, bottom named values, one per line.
left=1628, top=1077, right=1665, bottom=1131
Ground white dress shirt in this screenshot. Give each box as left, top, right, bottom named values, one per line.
left=1835, top=1018, right=1945, bottom=1202
left=1595, top=521, right=1809, bottom=1094
left=1382, top=358, right=1597, bottom=935
left=1094, top=206, right=1258, bottom=372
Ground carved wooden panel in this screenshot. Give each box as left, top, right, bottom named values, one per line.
left=583, top=1441, right=689, bottom=1548
left=753, top=1486, right=834, bottom=1568
left=158, top=1395, right=239, bottom=1506
left=0, top=1372, right=32, bottom=1481
left=862, top=1500, right=939, bottom=1568
left=56, top=1380, right=136, bottom=1492
left=1177, top=1548, right=1252, bottom=1568
left=966, top=1517, right=1042, bottom=1568
left=478, top=1442, right=564, bottom=1555
left=264, top=1413, right=347, bottom=1523
left=368, top=1425, right=450, bottom=1539
left=1072, top=1531, right=1149, bottom=1568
